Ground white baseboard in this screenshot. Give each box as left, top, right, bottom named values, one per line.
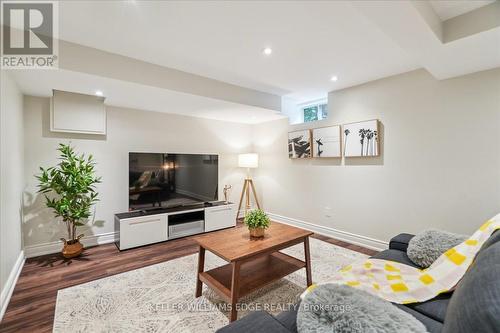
left=267, top=212, right=388, bottom=251
left=24, top=231, right=118, bottom=258
left=0, top=250, right=25, bottom=322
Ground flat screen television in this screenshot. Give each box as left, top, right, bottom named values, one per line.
left=129, top=152, right=218, bottom=211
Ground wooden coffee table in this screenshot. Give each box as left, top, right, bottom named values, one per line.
left=193, top=222, right=313, bottom=322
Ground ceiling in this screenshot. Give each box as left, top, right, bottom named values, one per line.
left=9, top=69, right=284, bottom=124
left=429, top=0, right=495, bottom=21
left=57, top=1, right=420, bottom=103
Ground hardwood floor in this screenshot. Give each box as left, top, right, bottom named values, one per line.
left=0, top=224, right=377, bottom=333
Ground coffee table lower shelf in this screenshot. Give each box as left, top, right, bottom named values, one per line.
left=198, top=251, right=305, bottom=302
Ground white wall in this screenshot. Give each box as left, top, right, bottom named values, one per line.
left=253, top=68, right=500, bottom=247
left=18, top=67, right=500, bottom=254
left=281, top=97, right=302, bottom=125
left=23, top=97, right=253, bottom=251
left=0, top=72, right=24, bottom=317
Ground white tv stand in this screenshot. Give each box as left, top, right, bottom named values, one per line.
left=114, top=202, right=237, bottom=250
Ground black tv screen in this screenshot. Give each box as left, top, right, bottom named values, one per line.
left=129, top=152, right=218, bottom=211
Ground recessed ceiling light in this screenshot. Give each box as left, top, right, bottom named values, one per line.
left=262, top=47, right=272, bottom=55
left=95, top=90, right=104, bottom=96
left=330, top=76, right=338, bottom=82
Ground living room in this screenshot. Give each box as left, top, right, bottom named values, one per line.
left=1, top=1, right=499, bottom=332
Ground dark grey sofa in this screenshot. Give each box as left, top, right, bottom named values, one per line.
left=217, top=231, right=500, bottom=333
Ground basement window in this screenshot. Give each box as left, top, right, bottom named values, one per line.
left=302, top=100, right=328, bottom=123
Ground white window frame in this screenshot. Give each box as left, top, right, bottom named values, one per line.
left=299, top=99, right=328, bottom=123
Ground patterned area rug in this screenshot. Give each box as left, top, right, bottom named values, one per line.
left=53, top=238, right=368, bottom=332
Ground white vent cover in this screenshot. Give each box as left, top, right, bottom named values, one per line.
left=51, top=90, right=106, bottom=135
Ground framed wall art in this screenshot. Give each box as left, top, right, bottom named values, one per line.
left=288, top=130, right=312, bottom=158
left=312, top=125, right=341, bottom=158
left=343, top=120, right=379, bottom=157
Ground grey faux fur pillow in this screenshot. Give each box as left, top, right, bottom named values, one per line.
left=407, top=229, right=467, bottom=268
left=297, top=284, right=427, bottom=333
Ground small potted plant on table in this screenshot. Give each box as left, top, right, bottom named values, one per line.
left=37, top=144, right=101, bottom=258
left=244, top=209, right=270, bottom=238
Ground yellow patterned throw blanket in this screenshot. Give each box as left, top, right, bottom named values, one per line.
left=302, top=215, right=500, bottom=304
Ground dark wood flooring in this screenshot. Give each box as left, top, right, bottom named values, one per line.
left=0, top=223, right=377, bottom=333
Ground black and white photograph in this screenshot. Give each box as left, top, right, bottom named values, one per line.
left=288, top=130, right=312, bottom=158
left=312, top=125, right=341, bottom=158
left=343, top=120, right=379, bottom=157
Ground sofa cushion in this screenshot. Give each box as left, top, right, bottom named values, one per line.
left=389, top=233, right=415, bottom=252
left=272, top=298, right=447, bottom=333
left=406, top=293, right=451, bottom=323
left=297, top=284, right=427, bottom=333
left=395, top=305, right=443, bottom=333
left=216, top=311, right=290, bottom=333
left=442, top=241, right=500, bottom=333
left=479, top=229, right=500, bottom=251
left=275, top=303, right=299, bottom=333
left=407, top=230, right=467, bottom=268
left=372, top=249, right=422, bottom=268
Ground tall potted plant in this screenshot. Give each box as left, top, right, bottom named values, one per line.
left=37, top=144, right=101, bottom=258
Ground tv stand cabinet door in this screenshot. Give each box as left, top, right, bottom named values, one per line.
left=120, top=214, right=167, bottom=250
left=205, top=204, right=237, bottom=232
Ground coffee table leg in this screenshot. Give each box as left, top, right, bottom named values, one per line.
left=304, top=236, right=312, bottom=286
left=195, top=246, right=205, bottom=297
left=229, top=261, right=241, bottom=322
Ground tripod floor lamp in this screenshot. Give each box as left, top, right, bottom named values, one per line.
left=237, top=153, right=260, bottom=217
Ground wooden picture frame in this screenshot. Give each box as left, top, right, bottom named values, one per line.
left=342, top=119, right=379, bottom=157
left=312, top=125, right=341, bottom=158
left=288, top=130, right=312, bottom=158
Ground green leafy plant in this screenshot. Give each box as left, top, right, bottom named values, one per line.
left=244, top=209, right=271, bottom=229
left=36, top=144, right=101, bottom=244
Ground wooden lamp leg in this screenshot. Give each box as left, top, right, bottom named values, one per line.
left=248, top=179, right=261, bottom=209
left=237, top=179, right=247, bottom=219
left=245, top=179, right=251, bottom=216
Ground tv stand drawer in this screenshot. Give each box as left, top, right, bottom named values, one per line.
left=119, top=215, right=167, bottom=250
left=205, top=204, right=237, bottom=232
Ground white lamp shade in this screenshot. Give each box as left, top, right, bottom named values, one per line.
left=238, top=153, right=259, bottom=168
